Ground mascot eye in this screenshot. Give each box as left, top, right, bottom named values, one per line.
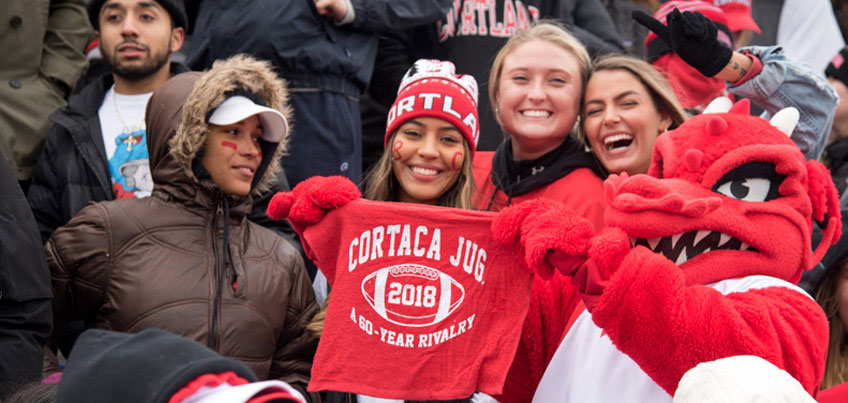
left=711, top=162, right=784, bottom=202
left=715, top=178, right=773, bottom=201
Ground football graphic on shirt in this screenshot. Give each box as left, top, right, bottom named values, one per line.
left=361, top=264, right=464, bottom=327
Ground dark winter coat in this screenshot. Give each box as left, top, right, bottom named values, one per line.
left=0, top=151, right=51, bottom=396
left=184, top=0, right=452, bottom=98
left=43, top=58, right=318, bottom=399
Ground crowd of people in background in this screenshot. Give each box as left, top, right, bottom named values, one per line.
left=4, top=0, right=848, bottom=402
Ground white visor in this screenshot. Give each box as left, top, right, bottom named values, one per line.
left=208, top=95, right=288, bottom=142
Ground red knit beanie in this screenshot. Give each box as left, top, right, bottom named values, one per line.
left=385, top=60, right=479, bottom=154
left=713, top=0, right=761, bottom=34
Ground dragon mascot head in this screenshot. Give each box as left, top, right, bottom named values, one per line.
left=610, top=98, right=841, bottom=285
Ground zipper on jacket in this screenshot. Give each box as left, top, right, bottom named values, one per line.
left=208, top=202, right=225, bottom=349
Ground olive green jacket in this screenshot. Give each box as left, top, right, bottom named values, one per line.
left=0, top=0, right=91, bottom=180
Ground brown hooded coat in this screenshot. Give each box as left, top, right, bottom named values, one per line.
left=43, top=57, right=318, bottom=398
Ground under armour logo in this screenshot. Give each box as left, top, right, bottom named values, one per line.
left=531, top=166, right=545, bottom=176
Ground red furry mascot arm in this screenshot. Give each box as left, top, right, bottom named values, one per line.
left=590, top=245, right=828, bottom=396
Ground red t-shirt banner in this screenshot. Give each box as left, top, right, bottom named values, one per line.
left=300, top=199, right=534, bottom=400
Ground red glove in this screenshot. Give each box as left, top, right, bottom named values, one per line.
left=491, top=199, right=595, bottom=279
left=572, top=227, right=631, bottom=312
left=266, top=175, right=361, bottom=234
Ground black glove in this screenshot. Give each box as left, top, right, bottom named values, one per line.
left=632, top=8, right=732, bottom=77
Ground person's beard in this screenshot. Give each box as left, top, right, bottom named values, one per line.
left=102, top=38, right=171, bottom=81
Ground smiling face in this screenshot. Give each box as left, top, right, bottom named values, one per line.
left=584, top=69, right=672, bottom=175
left=495, top=39, right=583, bottom=160
left=97, top=0, right=183, bottom=81
left=390, top=117, right=466, bottom=205
left=202, top=115, right=263, bottom=196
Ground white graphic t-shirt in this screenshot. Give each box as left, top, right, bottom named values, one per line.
left=99, top=86, right=154, bottom=198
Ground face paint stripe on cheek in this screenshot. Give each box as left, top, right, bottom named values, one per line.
left=392, top=140, right=403, bottom=160
left=221, top=141, right=238, bottom=151
left=451, top=151, right=464, bottom=171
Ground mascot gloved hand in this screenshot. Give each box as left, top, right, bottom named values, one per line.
left=492, top=198, right=633, bottom=312
left=491, top=198, right=595, bottom=279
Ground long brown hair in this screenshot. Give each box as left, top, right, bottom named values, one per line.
left=362, top=130, right=476, bottom=210
left=816, top=259, right=848, bottom=389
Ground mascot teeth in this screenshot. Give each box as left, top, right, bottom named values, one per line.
left=633, top=230, right=757, bottom=265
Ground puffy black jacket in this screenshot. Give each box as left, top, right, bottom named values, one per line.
left=27, top=65, right=187, bottom=244
left=0, top=151, right=51, bottom=396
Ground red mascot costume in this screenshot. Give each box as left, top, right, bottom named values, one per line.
left=494, top=98, right=842, bottom=401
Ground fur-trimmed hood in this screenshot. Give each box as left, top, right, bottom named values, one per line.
left=169, top=54, right=292, bottom=195
left=145, top=55, right=292, bottom=217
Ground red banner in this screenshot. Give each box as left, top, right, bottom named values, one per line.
left=303, top=199, right=534, bottom=400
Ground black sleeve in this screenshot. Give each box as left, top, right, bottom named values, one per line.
left=27, top=126, right=66, bottom=244
left=0, top=153, right=52, bottom=396
left=0, top=299, right=52, bottom=396
left=349, top=0, right=451, bottom=32
left=557, top=0, right=625, bottom=57
left=369, top=31, right=415, bottom=108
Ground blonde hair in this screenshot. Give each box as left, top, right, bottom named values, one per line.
left=306, top=298, right=328, bottom=338
left=362, top=131, right=475, bottom=210
left=488, top=21, right=592, bottom=135
left=584, top=55, right=689, bottom=140
left=816, top=259, right=848, bottom=390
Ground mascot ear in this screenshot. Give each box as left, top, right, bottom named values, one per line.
left=806, top=160, right=842, bottom=267
left=769, top=107, right=799, bottom=137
